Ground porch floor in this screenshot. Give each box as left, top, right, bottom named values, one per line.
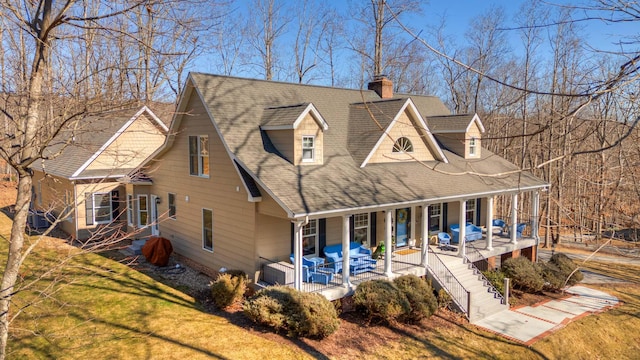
left=306, top=233, right=537, bottom=301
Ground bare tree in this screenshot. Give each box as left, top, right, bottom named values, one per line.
left=246, top=0, right=290, bottom=80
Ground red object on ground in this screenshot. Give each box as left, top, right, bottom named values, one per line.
left=141, top=236, right=173, bottom=266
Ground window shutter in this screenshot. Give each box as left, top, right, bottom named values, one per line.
left=290, top=222, right=294, bottom=256
left=85, top=193, right=94, bottom=226
left=349, top=215, right=355, bottom=242
left=370, top=212, right=377, bottom=247
left=443, top=203, right=448, bottom=231
left=111, top=190, right=119, bottom=220
left=476, top=198, right=482, bottom=225
left=319, top=219, right=326, bottom=255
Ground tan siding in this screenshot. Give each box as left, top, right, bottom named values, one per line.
left=369, top=110, right=436, bottom=164
left=257, top=189, right=289, bottom=218
left=74, top=181, right=124, bottom=240
left=324, top=216, right=342, bottom=247
left=255, top=214, right=291, bottom=261
left=293, top=114, right=323, bottom=165
left=149, top=93, right=258, bottom=280
left=86, top=114, right=165, bottom=171
left=32, top=172, right=76, bottom=236
left=447, top=201, right=460, bottom=231
left=266, top=129, right=294, bottom=163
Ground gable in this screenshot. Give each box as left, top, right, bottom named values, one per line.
left=366, top=109, right=436, bottom=164
left=359, top=99, right=447, bottom=167
left=85, top=113, right=166, bottom=172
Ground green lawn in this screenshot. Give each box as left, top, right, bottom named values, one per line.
left=5, top=210, right=640, bottom=359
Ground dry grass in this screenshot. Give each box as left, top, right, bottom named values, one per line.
left=2, top=213, right=308, bottom=360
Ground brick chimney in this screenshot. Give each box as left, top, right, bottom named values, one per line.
left=368, top=75, right=393, bottom=99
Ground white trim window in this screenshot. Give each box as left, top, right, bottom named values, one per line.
left=202, top=208, right=213, bottom=252
left=469, top=137, right=478, bottom=156
left=466, top=199, right=476, bottom=224
left=138, top=194, right=148, bottom=227
left=189, top=135, right=210, bottom=176
left=353, top=213, right=369, bottom=245
left=86, top=192, right=112, bottom=225
left=429, top=204, right=442, bottom=232
left=302, top=136, right=315, bottom=162
left=168, top=193, right=176, bottom=219
left=302, top=219, right=318, bottom=256
left=127, top=194, right=134, bottom=226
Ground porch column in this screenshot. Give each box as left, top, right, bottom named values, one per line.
left=532, top=191, right=540, bottom=241
left=385, top=209, right=393, bottom=277
left=342, top=214, right=351, bottom=286
left=532, top=191, right=540, bottom=262
left=410, top=205, right=416, bottom=247
left=510, top=193, right=518, bottom=244
left=486, top=197, right=494, bottom=251
left=421, top=204, right=429, bottom=266
left=457, top=200, right=467, bottom=258
left=293, top=220, right=304, bottom=291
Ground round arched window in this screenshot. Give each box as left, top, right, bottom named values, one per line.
left=392, top=137, right=414, bottom=153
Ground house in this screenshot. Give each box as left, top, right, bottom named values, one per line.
left=30, top=105, right=171, bottom=240
left=137, top=73, right=548, bottom=321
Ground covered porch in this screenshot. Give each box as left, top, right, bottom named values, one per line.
left=261, top=216, right=539, bottom=301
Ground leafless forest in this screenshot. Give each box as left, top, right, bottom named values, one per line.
left=0, top=1, right=638, bottom=357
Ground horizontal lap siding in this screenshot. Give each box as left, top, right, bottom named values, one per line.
left=324, top=217, right=342, bottom=247
left=75, top=181, right=124, bottom=240
left=150, top=93, right=257, bottom=279
left=255, top=213, right=290, bottom=262
left=33, top=172, right=76, bottom=236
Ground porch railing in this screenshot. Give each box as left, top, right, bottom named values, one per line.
left=259, top=256, right=341, bottom=293
left=391, top=247, right=423, bottom=272
left=427, top=248, right=470, bottom=317
left=466, top=244, right=491, bottom=272
left=463, top=255, right=507, bottom=305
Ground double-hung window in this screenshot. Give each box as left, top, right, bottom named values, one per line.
left=466, top=199, right=476, bottom=224
left=302, top=219, right=318, bottom=256
left=85, top=192, right=112, bottom=226
left=168, top=193, right=176, bottom=219
left=302, top=136, right=315, bottom=162
left=353, top=213, right=369, bottom=245
left=189, top=135, right=210, bottom=176
left=429, top=204, right=442, bottom=232
left=138, top=194, right=148, bottom=227
left=202, top=209, right=213, bottom=251
left=469, top=137, right=477, bottom=156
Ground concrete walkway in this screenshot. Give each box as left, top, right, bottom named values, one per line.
left=473, top=286, right=619, bottom=345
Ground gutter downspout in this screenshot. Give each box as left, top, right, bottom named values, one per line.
left=73, top=181, right=78, bottom=240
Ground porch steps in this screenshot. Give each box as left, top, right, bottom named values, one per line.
left=431, top=254, right=508, bottom=323
left=127, top=239, right=147, bottom=255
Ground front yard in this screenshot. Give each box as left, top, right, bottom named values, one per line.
left=1, top=180, right=639, bottom=359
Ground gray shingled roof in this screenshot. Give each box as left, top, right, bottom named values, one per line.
left=30, top=107, right=167, bottom=179
left=347, top=98, right=407, bottom=165
left=427, top=114, right=476, bottom=133
left=261, top=103, right=309, bottom=127
left=188, top=73, right=547, bottom=217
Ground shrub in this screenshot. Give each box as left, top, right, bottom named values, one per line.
left=482, top=269, right=508, bottom=295
left=542, top=253, right=584, bottom=290
left=393, top=275, right=437, bottom=322
left=224, top=269, right=248, bottom=280
left=502, top=257, right=544, bottom=293
left=243, top=286, right=339, bottom=338
left=211, top=273, right=247, bottom=309
left=353, top=279, right=410, bottom=323
left=437, top=289, right=452, bottom=309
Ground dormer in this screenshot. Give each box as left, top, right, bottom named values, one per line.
left=426, top=113, right=485, bottom=159
left=349, top=98, right=447, bottom=167
left=260, top=103, right=328, bottom=165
